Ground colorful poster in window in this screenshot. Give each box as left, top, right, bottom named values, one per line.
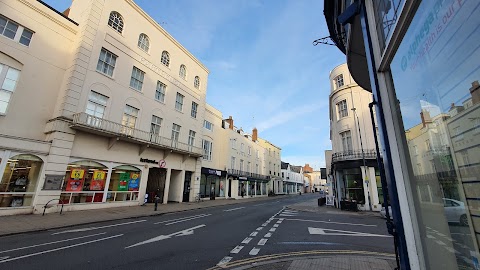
left=66, top=169, right=85, bottom=191
left=118, top=172, right=129, bottom=191
left=128, top=173, right=140, bottom=191
left=90, top=170, right=106, bottom=191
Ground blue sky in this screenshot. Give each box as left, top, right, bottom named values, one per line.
left=46, top=0, right=346, bottom=169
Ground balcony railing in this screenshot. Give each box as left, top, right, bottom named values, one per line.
left=71, top=113, right=203, bottom=156
left=227, top=169, right=270, bottom=180
left=332, top=149, right=380, bottom=163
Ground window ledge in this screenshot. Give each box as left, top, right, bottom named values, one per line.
left=95, top=70, right=115, bottom=80
left=129, top=87, right=144, bottom=94
left=155, top=99, right=166, bottom=105
left=175, top=109, right=184, bottom=114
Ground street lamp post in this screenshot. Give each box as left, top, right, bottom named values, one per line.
left=352, top=107, right=371, bottom=211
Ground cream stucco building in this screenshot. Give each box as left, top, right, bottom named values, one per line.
left=0, top=0, right=281, bottom=215
left=328, top=63, right=382, bottom=211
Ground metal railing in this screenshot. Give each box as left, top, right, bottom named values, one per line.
left=332, top=149, right=380, bottom=162
left=72, top=113, right=203, bottom=156
left=227, top=169, right=270, bottom=180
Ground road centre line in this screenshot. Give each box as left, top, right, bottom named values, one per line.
left=0, top=234, right=123, bottom=264
left=269, top=228, right=276, bottom=232
left=217, top=256, right=233, bottom=266
left=258, top=239, right=268, bottom=246
left=52, top=220, right=146, bottom=235
left=273, top=224, right=279, bottom=228
left=256, top=227, right=264, bottom=231
left=264, top=232, right=272, bottom=238
left=284, top=218, right=377, bottom=227
left=250, top=232, right=258, bottom=237
left=230, top=245, right=244, bottom=254
left=224, top=207, right=245, bottom=212
left=241, top=237, right=252, bottom=244
left=163, top=214, right=212, bottom=225
left=154, top=214, right=210, bottom=224
left=249, top=247, right=260, bottom=255
left=0, top=232, right=107, bottom=254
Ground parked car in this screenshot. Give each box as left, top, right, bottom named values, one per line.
left=443, top=198, right=468, bottom=226
left=380, top=205, right=392, bottom=220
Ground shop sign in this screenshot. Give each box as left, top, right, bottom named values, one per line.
left=239, top=177, right=247, bottom=180
left=140, top=158, right=166, bottom=168
left=128, top=173, right=140, bottom=191
left=90, top=170, right=106, bottom=191
left=159, top=160, right=166, bottom=168
left=43, top=174, right=64, bottom=190
left=66, top=169, right=85, bottom=191
left=118, top=172, right=130, bottom=191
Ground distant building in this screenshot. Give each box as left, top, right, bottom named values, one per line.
left=281, top=162, right=305, bottom=193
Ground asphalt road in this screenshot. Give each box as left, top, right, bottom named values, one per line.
left=0, top=193, right=394, bottom=270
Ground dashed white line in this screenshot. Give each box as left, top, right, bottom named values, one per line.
left=224, top=207, right=245, bottom=212
left=269, top=228, right=277, bottom=232
left=52, top=220, right=146, bottom=235
left=230, top=245, right=244, bottom=254
left=262, top=223, right=269, bottom=226
left=217, top=256, right=233, bottom=266
left=273, top=224, right=279, bottom=228
left=276, top=220, right=283, bottom=224
left=241, top=237, right=252, bottom=244
left=264, top=232, right=272, bottom=238
left=256, top=227, right=264, bottom=231
left=258, top=238, right=268, bottom=246
left=250, top=232, right=258, bottom=237
left=249, top=247, right=260, bottom=255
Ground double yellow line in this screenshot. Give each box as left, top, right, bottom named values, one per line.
left=207, top=250, right=395, bottom=270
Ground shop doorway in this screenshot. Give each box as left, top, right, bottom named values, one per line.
left=146, top=168, right=166, bottom=203
left=183, top=171, right=192, bottom=202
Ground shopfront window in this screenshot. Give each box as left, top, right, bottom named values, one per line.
left=61, top=160, right=108, bottom=204
left=390, top=0, right=480, bottom=268
left=0, top=154, right=42, bottom=207
left=238, top=180, right=246, bottom=197
left=108, top=165, right=141, bottom=202
left=343, top=168, right=364, bottom=203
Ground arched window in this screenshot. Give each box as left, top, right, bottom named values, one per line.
left=108, top=11, right=124, bottom=33
left=161, top=51, right=170, bottom=67
left=194, top=76, right=200, bottom=89
left=138, top=33, right=150, bottom=52
left=179, top=64, right=187, bottom=80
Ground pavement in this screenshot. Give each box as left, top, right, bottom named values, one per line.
left=0, top=195, right=397, bottom=270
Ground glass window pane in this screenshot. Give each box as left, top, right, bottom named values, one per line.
left=0, top=100, right=8, bottom=114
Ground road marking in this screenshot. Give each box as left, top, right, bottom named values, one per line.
left=279, top=218, right=284, bottom=221
left=224, top=207, right=245, bottom=212
left=154, top=214, right=210, bottom=225
left=242, top=237, right=252, bottom=244
left=217, top=256, right=233, bottom=266
left=258, top=238, right=268, bottom=246
left=276, top=220, right=283, bottom=224
left=163, top=214, right=211, bottom=225
left=0, top=256, right=9, bottom=261
left=435, top=240, right=446, bottom=246
left=230, top=245, right=244, bottom=254
left=279, top=214, right=296, bottom=217
left=249, top=247, right=260, bottom=255
left=308, top=227, right=391, bottom=237
left=52, top=220, right=146, bottom=235
left=285, top=218, right=376, bottom=227
left=264, top=233, right=272, bottom=238
left=273, top=224, right=279, bottom=228
left=0, top=234, right=123, bottom=264
left=250, top=232, right=258, bottom=237
left=256, top=227, right=263, bottom=231
left=0, top=232, right=107, bottom=254
left=253, top=203, right=269, bottom=206
left=125, top=225, right=205, bottom=249
left=269, top=228, right=276, bottom=232
left=262, top=223, right=268, bottom=226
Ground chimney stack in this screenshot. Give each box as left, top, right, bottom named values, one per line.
left=470, top=80, right=480, bottom=105
left=420, top=109, right=432, bottom=128
left=252, top=127, right=258, bottom=142
left=225, top=116, right=234, bottom=130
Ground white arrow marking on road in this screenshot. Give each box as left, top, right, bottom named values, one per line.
left=241, top=237, right=252, bottom=244
left=258, top=238, right=268, bottom=246
left=230, top=245, right=244, bottom=254
left=308, top=227, right=392, bottom=237
left=224, top=207, right=245, bottom=212
left=125, top=224, right=206, bottom=249
left=0, top=234, right=123, bottom=264
left=217, top=256, right=233, bottom=266
left=0, top=256, right=10, bottom=261
left=249, top=247, right=260, bottom=255
left=52, top=220, right=146, bottom=235
left=264, top=232, right=272, bottom=238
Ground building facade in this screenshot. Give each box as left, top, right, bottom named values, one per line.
left=328, top=63, right=382, bottom=211
left=324, top=0, right=480, bottom=269
left=281, top=162, right=305, bottom=194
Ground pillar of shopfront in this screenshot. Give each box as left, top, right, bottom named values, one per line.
left=163, top=168, right=172, bottom=204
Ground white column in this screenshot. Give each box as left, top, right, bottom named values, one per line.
left=163, top=168, right=172, bottom=204
left=102, top=162, right=114, bottom=202
left=361, top=166, right=371, bottom=211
